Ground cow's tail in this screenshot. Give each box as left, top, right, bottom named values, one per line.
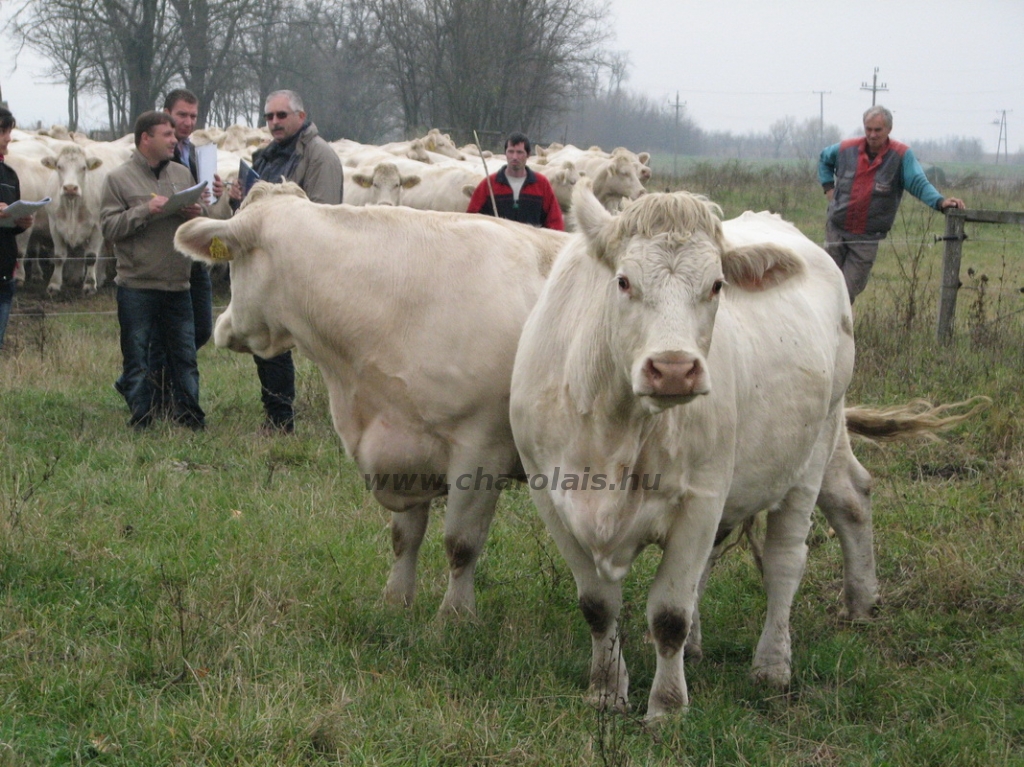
left=844, top=396, right=991, bottom=442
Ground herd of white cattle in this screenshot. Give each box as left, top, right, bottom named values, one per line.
left=171, top=175, right=982, bottom=721
left=5, top=125, right=652, bottom=295
left=6, top=124, right=983, bottom=720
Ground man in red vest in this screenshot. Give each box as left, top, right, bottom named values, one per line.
left=819, top=105, right=964, bottom=302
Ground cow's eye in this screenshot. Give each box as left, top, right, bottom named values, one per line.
left=711, top=280, right=724, bottom=297
left=617, top=276, right=630, bottom=292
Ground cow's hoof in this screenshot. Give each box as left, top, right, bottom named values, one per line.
left=46, top=287, right=61, bottom=297
left=750, top=662, right=791, bottom=690
left=840, top=599, right=879, bottom=623
left=83, top=285, right=97, bottom=296
left=586, top=688, right=631, bottom=713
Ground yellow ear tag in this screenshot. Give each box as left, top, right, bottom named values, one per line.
left=209, top=236, right=233, bottom=262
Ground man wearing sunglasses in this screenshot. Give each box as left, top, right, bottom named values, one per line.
left=229, top=89, right=343, bottom=434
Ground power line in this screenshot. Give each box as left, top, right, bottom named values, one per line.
left=812, top=90, right=831, bottom=145
left=860, top=67, right=889, bottom=106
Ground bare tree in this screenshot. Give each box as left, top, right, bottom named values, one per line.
left=8, top=2, right=94, bottom=129
left=372, top=0, right=611, bottom=138
left=167, top=0, right=262, bottom=125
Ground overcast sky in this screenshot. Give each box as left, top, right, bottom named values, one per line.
left=2, top=0, right=1021, bottom=153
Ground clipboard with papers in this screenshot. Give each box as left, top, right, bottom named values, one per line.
left=156, top=181, right=208, bottom=218
left=0, top=197, right=52, bottom=227
left=239, top=160, right=260, bottom=195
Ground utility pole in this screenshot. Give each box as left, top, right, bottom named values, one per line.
left=860, top=67, right=888, bottom=106
left=992, top=110, right=1009, bottom=163
left=813, top=90, right=831, bottom=146
left=668, top=92, right=686, bottom=182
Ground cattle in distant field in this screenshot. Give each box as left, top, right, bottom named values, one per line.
left=510, top=180, right=982, bottom=720
left=346, top=162, right=421, bottom=207
left=174, top=181, right=568, bottom=616
left=4, top=139, right=58, bottom=284
left=537, top=144, right=649, bottom=211
left=42, top=142, right=127, bottom=294
left=530, top=159, right=582, bottom=215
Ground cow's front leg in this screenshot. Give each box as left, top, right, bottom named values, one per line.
left=540, top=504, right=629, bottom=710
left=816, top=429, right=877, bottom=621
left=581, top=580, right=629, bottom=712
left=384, top=501, right=430, bottom=607
left=46, top=239, right=68, bottom=296
left=750, top=486, right=815, bottom=689
left=82, top=229, right=106, bottom=295
left=645, top=503, right=720, bottom=721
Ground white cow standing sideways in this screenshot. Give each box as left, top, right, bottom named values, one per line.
left=509, top=180, right=978, bottom=721
left=174, top=182, right=568, bottom=615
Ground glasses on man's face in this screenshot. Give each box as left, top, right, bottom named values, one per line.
left=264, top=110, right=293, bottom=122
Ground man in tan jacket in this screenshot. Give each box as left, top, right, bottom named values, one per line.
left=101, top=111, right=208, bottom=430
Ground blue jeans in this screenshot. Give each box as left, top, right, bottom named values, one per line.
left=148, top=262, right=213, bottom=408
left=117, top=286, right=205, bottom=429
left=0, top=279, right=14, bottom=350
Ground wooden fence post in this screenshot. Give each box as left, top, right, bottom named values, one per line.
left=936, top=210, right=966, bottom=344
left=933, top=209, right=1024, bottom=344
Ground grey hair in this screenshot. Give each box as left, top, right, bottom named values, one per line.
left=265, top=90, right=305, bottom=114
left=863, top=105, right=893, bottom=129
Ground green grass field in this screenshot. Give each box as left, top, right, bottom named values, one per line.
left=1, top=164, right=1022, bottom=765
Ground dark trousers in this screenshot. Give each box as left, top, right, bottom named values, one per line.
left=254, top=351, right=295, bottom=428
left=148, top=262, right=213, bottom=408
left=116, top=286, right=204, bottom=429
left=0, top=278, right=14, bottom=350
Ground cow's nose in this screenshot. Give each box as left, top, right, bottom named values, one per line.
left=63, top=184, right=80, bottom=196
left=642, top=354, right=704, bottom=397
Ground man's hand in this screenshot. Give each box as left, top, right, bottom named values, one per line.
left=148, top=195, right=169, bottom=215
left=179, top=203, right=203, bottom=220
left=940, top=197, right=965, bottom=210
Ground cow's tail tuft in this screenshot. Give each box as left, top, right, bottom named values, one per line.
left=845, top=396, right=991, bottom=442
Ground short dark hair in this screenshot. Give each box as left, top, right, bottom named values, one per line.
left=0, top=107, right=15, bottom=132
left=163, top=88, right=198, bottom=112
left=134, top=111, right=175, bottom=147
left=505, top=132, right=531, bottom=155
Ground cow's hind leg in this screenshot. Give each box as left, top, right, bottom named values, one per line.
left=437, top=472, right=504, bottom=617
left=384, top=501, right=430, bottom=607
left=816, top=428, right=877, bottom=621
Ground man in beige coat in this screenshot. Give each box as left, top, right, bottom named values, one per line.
left=101, top=111, right=208, bottom=430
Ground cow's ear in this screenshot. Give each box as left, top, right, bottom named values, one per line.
left=352, top=173, right=373, bottom=189
left=571, top=177, right=614, bottom=263
left=174, top=219, right=243, bottom=265
left=401, top=175, right=421, bottom=189
left=41, top=156, right=57, bottom=170
left=86, top=157, right=103, bottom=170
left=721, top=243, right=805, bottom=291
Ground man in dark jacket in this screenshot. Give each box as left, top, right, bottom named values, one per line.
left=0, top=107, right=35, bottom=350
left=467, top=132, right=564, bottom=231
left=229, top=89, right=344, bottom=434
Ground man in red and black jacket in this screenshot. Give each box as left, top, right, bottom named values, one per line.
left=467, top=132, right=564, bottom=231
